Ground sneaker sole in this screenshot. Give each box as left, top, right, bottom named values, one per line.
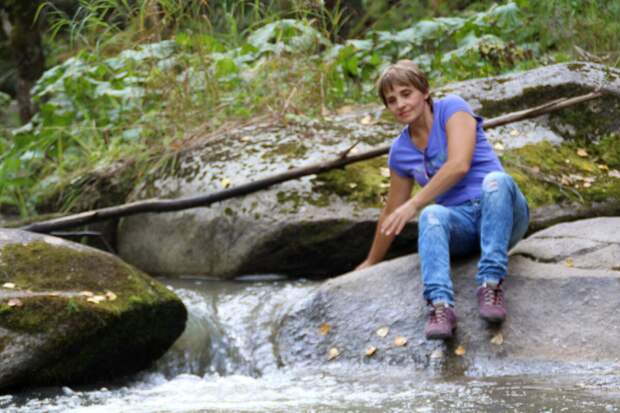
left=425, top=328, right=456, bottom=340
left=480, top=313, right=505, bottom=323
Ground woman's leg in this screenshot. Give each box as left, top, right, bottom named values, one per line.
left=418, top=204, right=479, bottom=307
left=477, top=171, right=529, bottom=286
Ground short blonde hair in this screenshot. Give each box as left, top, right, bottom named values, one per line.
left=377, top=60, right=433, bottom=107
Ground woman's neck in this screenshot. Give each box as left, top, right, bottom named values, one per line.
left=408, top=102, right=434, bottom=150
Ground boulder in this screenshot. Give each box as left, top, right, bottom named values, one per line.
left=275, top=217, right=620, bottom=372
left=0, top=229, right=187, bottom=391
left=117, top=62, right=620, bottom=278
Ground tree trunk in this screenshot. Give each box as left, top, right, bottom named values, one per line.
left=2, top=0, right=45, bottom=123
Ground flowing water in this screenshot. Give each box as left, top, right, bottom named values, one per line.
left=2, top=277, right=619, bottom=413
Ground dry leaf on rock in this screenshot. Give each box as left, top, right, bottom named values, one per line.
left=319, top=323, right=331, bottom=336
left=360, top=115, right=373, bottom=125
left=220, top=178, right=232, bottom=189
left=380, top=167, right=390, bottom=177
left=87, top=296, right=106, bottom=304
left=490, top=333, right=504, bottom=346
left=327, top=347, right=341, bottom=360
left=493, top=142, right=505, bottom=151
left=365, top=346, right=377, bottom=357
left=430, top=349, right=444, bottom=359
left=240, top=136, right=251, bottom=142
left=454, top=345, right=466, bottom=356
left=597, top=164, right=609, bottom=171
left=576, top=148, right=588, bottom=157
left=7, top=298, right=23, bottom=307
left=565, top=258, right=574, bottom=268
left=79, top=291, right=94, bottom=297
left=394, top=336, right=408, bottom=347
left=509, top=129, right=519, bottom=136
left=105, top=291, right=117, bottom=301
left=2, top=282, right=15, bottom=289
left=376, top=326, right=390, bottom=337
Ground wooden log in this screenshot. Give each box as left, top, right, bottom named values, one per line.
left=20, top=90, right=603, bottom=234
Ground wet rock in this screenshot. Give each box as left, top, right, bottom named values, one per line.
left=0, top=229, right=187, bottom=391
left=276, top=217, right=620, bottom=371
left=117, top=62, right=620, bottom=278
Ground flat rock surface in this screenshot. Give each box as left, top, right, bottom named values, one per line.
left=275, top=218, right=620, bottom=372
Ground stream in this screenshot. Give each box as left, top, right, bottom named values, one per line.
left=2, top=277, right=619, bottom=412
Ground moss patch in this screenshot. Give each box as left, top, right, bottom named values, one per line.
left=0, top=240, right=181, bottom=332
left=311, top=156, right=390, bottom=208
left=501, top=134, right=620, bottom=208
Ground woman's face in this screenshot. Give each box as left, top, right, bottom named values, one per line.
left=384, top=84, right=429, bottom=125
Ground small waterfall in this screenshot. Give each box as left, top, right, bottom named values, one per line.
left=152, top=277, right=316, bottom=378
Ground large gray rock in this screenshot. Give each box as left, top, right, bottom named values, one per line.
left=0, top=229, right=187, bottom=391
left=117, top=62, right=620, bottom=278
left=275, top=217, right=620, bottom=372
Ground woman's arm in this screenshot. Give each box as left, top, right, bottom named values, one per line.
left=381, top=112, right=477, bottom=236
left=356, top=171, right=414, bottom=270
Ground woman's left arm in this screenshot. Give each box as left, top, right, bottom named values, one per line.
left=381, top=112, right=477, bottom=236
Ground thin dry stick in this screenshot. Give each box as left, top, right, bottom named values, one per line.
left=20, top=91, right=604, bottom=234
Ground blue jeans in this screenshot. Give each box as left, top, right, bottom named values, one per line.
left=417, top=172, right=529, bottom=306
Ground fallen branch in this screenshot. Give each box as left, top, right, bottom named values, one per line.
left=20, top=91, right=604, bottom=234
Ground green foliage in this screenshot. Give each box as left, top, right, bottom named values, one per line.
left=1, top=0, right=616, bottom=216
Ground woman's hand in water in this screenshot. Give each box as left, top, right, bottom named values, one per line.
left=380, top=199, right=419, bottom=236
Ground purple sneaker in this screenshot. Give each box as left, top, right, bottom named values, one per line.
left=424, top=304, right=457, bottom=340
left=477, top=282, right=506, bottom=323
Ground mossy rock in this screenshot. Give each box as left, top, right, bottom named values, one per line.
left=0, top=229, right=187, bottom=391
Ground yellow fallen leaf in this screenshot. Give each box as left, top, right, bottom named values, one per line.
left=576, top=148, right=588, bottom=157
left=379, top=167, right=390, bottom=177
left=360, top=115, right=373, bottom=125
left=79, top=291, right=94, bottom=297
left=105, top=291, right=117, bottom=301
left=493, top=142, right=505, bottom=151
left=490, top=333, right=504, bottom=346
left=454, top=345, right=466, bottom=356
left=87, top=295, right=106, bottom=304
left=583, top=182, right=592, bottom=188
left=365, top=346, right=377, bottom=357
left=2, top=282, right=15, bottom=289
left=597, top=164, right=609, bottom=171
left=220, top=178, right=232, bottom=189
left=327, top=347, right=341, bottom=361
left=348, top=183, right=358, bottom=188
left=394, top=336, right=408, bottom=347
left=430, top=349, right=444, bottom=359
left=565, top=258, right=574, bottom=268
left=240, top=136, right=251, bottom=142
left=7, top=298, right=23, bottom=307
left=318, top=323, right=331, bottom=336
left=376, top=326, right=390, bottom=337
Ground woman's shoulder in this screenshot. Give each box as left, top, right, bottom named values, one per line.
left=436, top=94, right=471, bottom=109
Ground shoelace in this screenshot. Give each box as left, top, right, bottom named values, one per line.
left=430, top=306, right=448, bottom=324
left=483, top=287, right=504, bottom=306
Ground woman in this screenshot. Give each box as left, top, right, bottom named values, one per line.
left=356, top=60, right=529, bottom=340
